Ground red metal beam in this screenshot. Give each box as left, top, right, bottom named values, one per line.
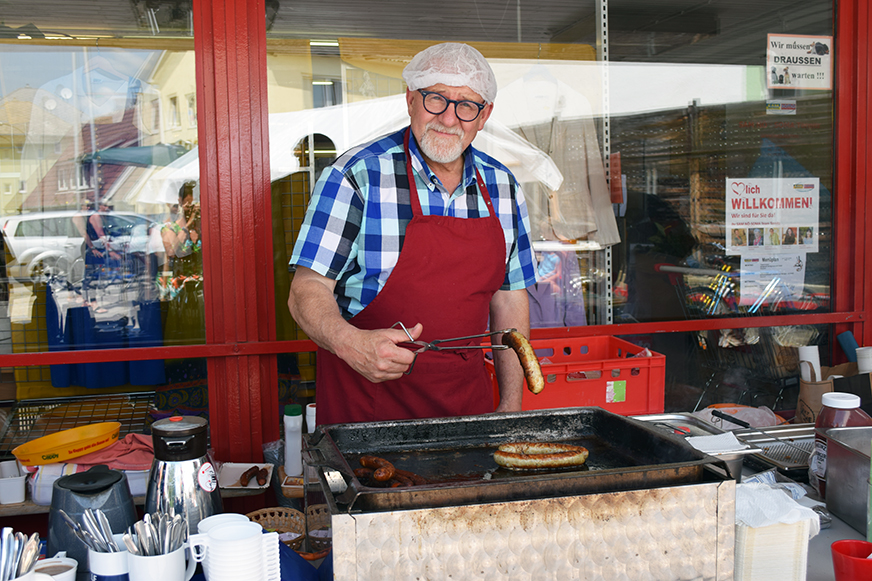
left=833, top=0, right=870, bottom=354
left=194, top=0, right=279, bottom=475
left=536, top=311, right=864, bottom=339
left=4, top=310, right=860, bottom=368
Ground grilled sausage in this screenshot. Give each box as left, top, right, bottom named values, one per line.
left=239, top=465, right=260, bottom=486
left=395, top=468, right=428, bottom=486
left=493, top=442, right=589, bottom=470
left=353, top=467, right=374, bottom=481
left=359, top=455, right=396, bottom=482
left=502, top=331, right=545, bottom=394
left=391, top=473, right=414, bottom=487
left=256, top=467, right=269, bottom=486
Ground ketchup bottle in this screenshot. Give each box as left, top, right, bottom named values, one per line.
left=809, top=392, right=872, bottom=499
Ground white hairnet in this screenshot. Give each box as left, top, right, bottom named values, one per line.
left=402, top=43, right=497, bottom=103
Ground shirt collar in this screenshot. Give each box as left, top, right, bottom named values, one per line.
left=406, top=126, right=477, bottom=194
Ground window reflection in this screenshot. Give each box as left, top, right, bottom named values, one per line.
left=264, top=0, right=833, bottom=409
left=0, top=43, right=201, bottom=392
left=0, top=0, right=836, bottom=406
left=628, top=325, right=828, bottom=414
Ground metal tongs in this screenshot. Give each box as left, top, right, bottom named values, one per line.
left=393, top=321, right=511, bottom=375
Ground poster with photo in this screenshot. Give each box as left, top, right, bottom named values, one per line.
left=767, top=34, right=833, bottom=90
left=725, top=177, right=819, bottom=255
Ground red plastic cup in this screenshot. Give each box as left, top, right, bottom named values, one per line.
left=831, top=539, right=872, bottom=580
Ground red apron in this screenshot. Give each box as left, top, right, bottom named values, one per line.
left=315, top=128, right=506, bottom=424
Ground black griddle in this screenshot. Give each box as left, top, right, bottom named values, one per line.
left=304, top=407, right=729, bottom=513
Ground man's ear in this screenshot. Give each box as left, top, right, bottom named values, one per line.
left=476, top=102, right=494, bottom=130
left=406, top=89, right=416, bottom=116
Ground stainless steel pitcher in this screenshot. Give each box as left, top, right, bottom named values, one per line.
left=144, top=416, right=222, bottom=535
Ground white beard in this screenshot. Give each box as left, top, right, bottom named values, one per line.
left=419, top=122, right=465, bottom=164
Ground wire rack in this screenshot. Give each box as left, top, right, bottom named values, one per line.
left=0, top=392, right=156, bottom=460
left=732, top=424, right=815, bottom=473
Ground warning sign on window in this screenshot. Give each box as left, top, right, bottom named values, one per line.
left=767, top=34, right=833, bottom=91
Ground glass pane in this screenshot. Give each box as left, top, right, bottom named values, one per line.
left=266, top=7, right=609, bottom=401
left=608, top=0, right=834, bottom=325
left=267, top=0, right=835, bottom=411
left=623, top=324, right=829, bottom=415
left=0, top=6, right=203, bottom=396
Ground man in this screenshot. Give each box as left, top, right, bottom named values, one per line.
left=288, top=43, right=538, bottom=425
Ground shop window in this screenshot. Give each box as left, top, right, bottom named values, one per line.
left=264, top=0, right=834, bottom=412
left=0, top=0, right=840, bottom=423
left=0, top=28, right=201, bottom=420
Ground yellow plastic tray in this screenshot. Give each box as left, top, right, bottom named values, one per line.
left=12, top=422, right=122, bottom=466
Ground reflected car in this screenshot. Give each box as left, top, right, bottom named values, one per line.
left=0, top=211, right=156, bottom=283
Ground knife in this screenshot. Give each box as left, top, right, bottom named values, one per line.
left=84, top=513, right=109, bottom=552
left=13, top=534, right=25, bottom=581
left=121, top=533, right=140, bottom=556
left=1, top=527, right=12, bottom=581
left=134, top=521, right=152, bottom=556
left=6, top=534, right=19, bottom=581
left=95, top=510, right=119, bottom=552
left=59, top=510, right=99, bottom=552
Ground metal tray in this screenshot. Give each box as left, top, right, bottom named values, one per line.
left=633, top=413, right=728, bottom=438
left=305, top=407, right=729, bottom=514
left=732, top=423, right=814, bottom=473
left=634, top=413, right=763, bottom=481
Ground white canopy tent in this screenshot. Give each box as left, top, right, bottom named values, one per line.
left=134, top=94, right=563, bottom=206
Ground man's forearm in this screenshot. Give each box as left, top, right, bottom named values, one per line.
left=287, top=272, right=353, bottom=356
left=490, top=289, right=530, bottom=412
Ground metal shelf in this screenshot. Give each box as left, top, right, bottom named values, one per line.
left=0, top=392, right=155, bottom=460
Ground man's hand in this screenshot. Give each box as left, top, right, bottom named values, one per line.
left=334, top=323, right=423, bottom=382
left=288, top=266, right=424, bottom=382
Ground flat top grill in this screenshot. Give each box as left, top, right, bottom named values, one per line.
left=306, top=407, right=729, bottom=514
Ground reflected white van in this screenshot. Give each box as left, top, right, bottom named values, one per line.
left=0, top=211, right=155, bottom=283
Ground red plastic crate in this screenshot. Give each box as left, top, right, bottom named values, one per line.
left=487, top=336, right=666, bottom=415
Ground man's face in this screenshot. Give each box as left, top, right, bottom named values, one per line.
left=406, top=84, right=492, bottom=167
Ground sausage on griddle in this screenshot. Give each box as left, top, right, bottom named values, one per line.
left=493, top=442, right=589, bottom=470
left=359, top=455, right=396, bottom=482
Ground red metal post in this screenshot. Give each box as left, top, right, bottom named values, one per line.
left=833, top=0, right=870, bottom=353
left=193, top=0, right=280, bottom=479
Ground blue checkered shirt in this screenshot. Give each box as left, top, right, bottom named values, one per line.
left=290, top=127, right=538, bottom=318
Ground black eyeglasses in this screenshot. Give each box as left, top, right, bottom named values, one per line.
left=417, top=90, right=486, bottom=122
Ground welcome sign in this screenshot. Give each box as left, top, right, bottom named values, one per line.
left=725, top=177, right=819, bottom=255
